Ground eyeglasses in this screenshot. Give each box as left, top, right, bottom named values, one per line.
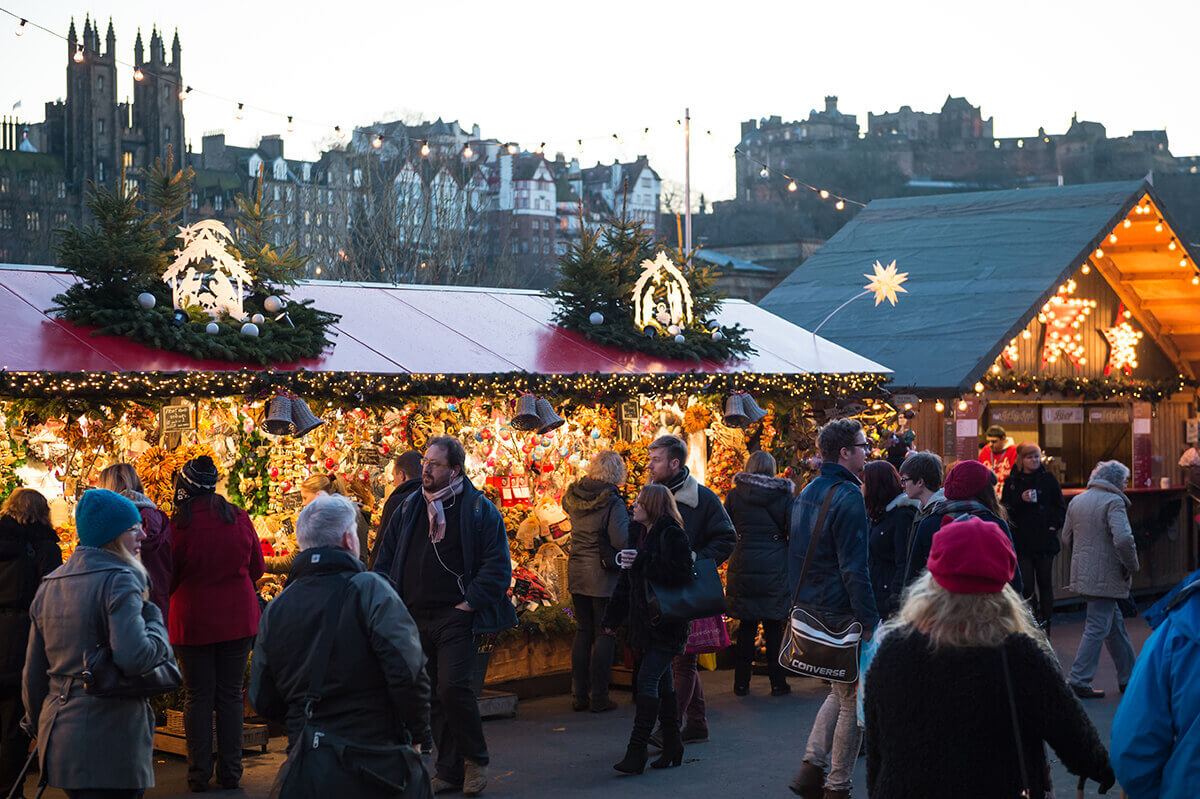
left=847, top=441, right=871, bottom=451
left=420, top=457, right=448, bottom=469
left=899, top=476, right=911, bottom=485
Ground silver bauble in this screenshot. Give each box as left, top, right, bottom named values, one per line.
left=137, top=292, right=156, bottom=309
left=241, top=322, right=260, bottom=337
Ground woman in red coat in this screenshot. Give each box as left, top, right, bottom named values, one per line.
left=169, top=456, right=265, bottom=793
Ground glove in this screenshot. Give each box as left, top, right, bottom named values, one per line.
left=1096, top=763, right=1116, bottom=794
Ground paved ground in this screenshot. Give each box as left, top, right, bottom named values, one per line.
left=18, top=610, right=1151, bottom=798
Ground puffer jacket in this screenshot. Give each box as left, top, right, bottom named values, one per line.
left=869, top=493, right=920, bottom=617
left=1000, top=467, right=1066, bottom=558
left=724, top=472, right=793, bottom=620
left=1062, top=478, right=1139, bottom=599
left=601, top=516, right=694, bottom=655
left=562, top=477, right=629, bottom=599
left=124, top=490, right=173, bottom=619
left=0, top=515, right=61, bottom=686
left=23, top=547, right=172, bottom=790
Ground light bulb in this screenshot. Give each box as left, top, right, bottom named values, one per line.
left=134, top=68, right=144, bottom=81
left=178, top=85, right=191, bottom=100
left=819, top=190, right=830, bottom=199
left=420, top=142, right=430, bottom=157
left=507, top=143, right=517, bottom=155
left=1155, top=223, right=1163, bottom=233
left=1182, top=258, right=1189, bottom=268
left=1109, top=233, right=1118, bottom=243
left=1170, top=240, right=1177, bottom=250
left=1022, top=330, right=1031, bottom=339
left=835, top=200, right=846, bottom=210
left=15, top=18, right=27, bottom=36
left=759, top=167, right=769, bottom=178
left=1095, top=248, right=1103, bottom=258
left=934, top=401, right=944, bottom=413
left=334, top=125, right=344, bottom=139
left=1081, top=264, right=1090, bottom=274
left=287, top=116, right=294, bottom=133
left=372, top=134, right=382, bottom=149
left=787, top=181, right=798, bottom=192
left=73, top=46, right=84, bottom=62
left=1123, top=219, right=1131, bottom=228
left=235, top=103, right=244, bottom=120
left=1193, top=274, right=1200, bottom=285
left=537, top=142, right=546, bottom=153
left=463, top=145, right=474, bottom=159
left=974, top=382, right=984, bottom=393
left=958, top=400, right=968, bottom=411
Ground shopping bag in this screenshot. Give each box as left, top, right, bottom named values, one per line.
left=855, top=636, right=879, bottom=727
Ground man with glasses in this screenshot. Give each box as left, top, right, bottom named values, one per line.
left=374, top=435, right=517, bottom=797
left=787, top=419, right=878, bottom=799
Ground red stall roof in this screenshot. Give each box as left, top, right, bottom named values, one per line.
left=0, top=266, right=890, bottom=377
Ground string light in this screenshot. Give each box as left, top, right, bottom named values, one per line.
left=287, top=115, right=294, bottom=133
left=372, top=134, right=382, bottom=149
left=178, top=85, right=192, bottom=100
left=235, top=102, right=244, bottom=120
left=72, top=44, right=83, bottom=62
left=463, top=145, right=474, bottom=159
left=14, top=17, right=25, bottom=35
left=1040, top=280, right=1094, bottom=369
left=983, top=373, right=1189, bottom=404
left=1101, top=302, right=1143, bottom=376
left=734, top=147, right=865, bottom=210
left=507, top=143, right=517, bottom=155
left=934, top=400, right=944, bottom=413
left=133, top=67, right=144, bottom=81
left=334, top=125, right=345, bottom=139
left=420, top=142, right=430, bottom=157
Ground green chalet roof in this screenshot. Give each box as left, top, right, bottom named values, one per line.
left=758, top=180, right=1195, bottom=394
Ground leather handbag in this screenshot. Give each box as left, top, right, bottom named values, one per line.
left=271, top=577, right=432, bottom=799
left=82, top=572, right=182, bottom=700
left=778, top=482, right=863, bottom=684
left=645, top=557, right=726, bottom=624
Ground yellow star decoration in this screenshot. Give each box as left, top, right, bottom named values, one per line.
left=863, top=260, right=909, bottom=306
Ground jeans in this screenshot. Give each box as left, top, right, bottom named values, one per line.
left=733, top=618, right=786, bottom=688
left=570, top=594, right=615, bottom=707
left=636, top=649, right=675, bottom=699
left=1018, top=554, right=1056, bottom=626
left=673, top=653, right=706, bottom=731
left=803, top=681, right=860, bottom=792
left=175, top=636, right=254, bottom=788
left=0, top=686, right=30, bottom=797
left=414, top=607, right=488, bottom=785
left=1068, top=597, right=1137, bottom=687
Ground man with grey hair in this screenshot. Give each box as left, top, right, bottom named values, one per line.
left=1062, top=460, right=1140, bottom=699
left=250, top=493, right=431, bottom=790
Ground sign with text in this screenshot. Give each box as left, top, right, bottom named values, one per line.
left=1133, top=402, right=1152, bottom=487
left=161, top=403, right=195, bottom=433
left=1042, top=406, right=1084, bottom=424
left=1088, top=407, right=1131, bottom=424
left=955, top=397, right=980, bottom=463
left=357, top=445, right=383, bottom=466
left=990, top=406, right=1038, bottom=426
left=280, top=491, right=304, bottom=512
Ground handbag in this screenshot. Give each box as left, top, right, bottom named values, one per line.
left=597, top=501, right=621, bottom=572
left=646, top=557, right=726, bottom=624
left=684, top=614, right=731, bottom=654
left=778, top=482, right=863, bottom=683
left=271, top=577, right=432, bottom=799
left=82, top=572, right=182, bottom=700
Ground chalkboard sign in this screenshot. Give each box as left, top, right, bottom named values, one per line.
left=358, top=445, right=383, bottom=466
left=161, top=404, right=194, bottom=433
left=280, top=492, right=304, bottom=512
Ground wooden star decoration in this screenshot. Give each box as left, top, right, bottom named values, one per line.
left=1101, top=303, right=1144, bottom=376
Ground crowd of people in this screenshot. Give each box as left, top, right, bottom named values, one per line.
left=0, top=420, right=1195, bottom=798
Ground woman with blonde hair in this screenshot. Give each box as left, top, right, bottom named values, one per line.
left=23, top=488, right=172, bottom=798
left=264, top=473, right=370, bottom=575
left=98, top=462, right=173, bottom=619
left=562, top=450, right=630, bottom=712
left=601, top=483, right=693, bottom=775
left=863, top=517, right=1114, bottom=799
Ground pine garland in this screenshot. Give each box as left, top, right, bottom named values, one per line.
left=983, top=372, right=1192, bottom=403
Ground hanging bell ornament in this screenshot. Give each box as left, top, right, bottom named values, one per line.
left=723, top=394, right=750, bottom=428
left=289, top=397, right=326, bottom=437
left=260, top=396, right=296, bottom=436
left=741, top=393, right=769, bottom=424
left=510, top=394, right=541, bottom=431
left=535, top=398, right=565, bottom=435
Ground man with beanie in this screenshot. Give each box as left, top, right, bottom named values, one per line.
left=978, top=425, right=1017, bottom=495
left=373, top=436, right=516, bottom=797
left=787, top=419, right=878, bottom=799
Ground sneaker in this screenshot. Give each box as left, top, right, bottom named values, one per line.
left=1070, top=682, right=1105, bottom=699
left=431, top=776, right=462, bottom=794
left=463, top=760, right=488, bottom=797
left=680, top=725, right=709, bottom=743
left=771, top=683, right=792, bottom=696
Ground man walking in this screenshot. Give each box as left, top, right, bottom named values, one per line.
left=645, top=434, right=736, bottom=745
left=372, top=450, right=422, bottom=566
left=249, top=493, right=431, bottom=793
left=374, top=436, right=516, bottom=796
left=788, top=419, right=879, bottom=799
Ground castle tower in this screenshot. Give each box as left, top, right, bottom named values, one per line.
left=133, top=25, right=185, bottom=169
left=64, top=15, right=121, bottom=191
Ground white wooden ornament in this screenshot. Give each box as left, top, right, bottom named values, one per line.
left=632, top=251, right=693, bottom=334
left=164, top=220, right=253, bottom=321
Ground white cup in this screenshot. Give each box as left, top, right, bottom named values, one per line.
left=617, top=549, right=638, bottom=569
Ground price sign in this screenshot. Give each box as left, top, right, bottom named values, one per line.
left=161, top=404, right=194, bottom=433
left=358, top=445, right=383, bottom=466
left=280, top=492, right=304, bottom=512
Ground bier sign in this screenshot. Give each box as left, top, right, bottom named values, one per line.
left=1042, top=406, right=1084, bottom=424
left=161, top=403, right=195, bottom=433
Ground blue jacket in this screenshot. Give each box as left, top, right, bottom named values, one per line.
left=1111, top=577, right=1200, bottom=799
left=787, top=463, right=879, bottom=630
left=373, top=478, right=518, bottom=635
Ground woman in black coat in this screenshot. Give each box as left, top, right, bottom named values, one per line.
left=865, top=516, right=1114, bottom=799
left=602, top=484, right=693, bottom=775
left=1000, top=443, right=1066, bottom=633
left=723, top=451, right=793, bottom=696
left=863, top=460, right=921, bottom=619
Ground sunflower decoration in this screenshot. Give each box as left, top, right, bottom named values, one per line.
left=134, top=442, right=219, bottom=514
left=683, top=404, right=714, bottom=435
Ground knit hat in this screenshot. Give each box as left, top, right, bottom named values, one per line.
left=943, top=460, right=997, bottom=500
left=75, top=488, right=142, bottom=548
left=175, top=456, right=219, bottom=506
left=927, top=516, right=1016, bottom=594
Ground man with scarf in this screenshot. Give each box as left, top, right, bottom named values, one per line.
left=644, top=435, right=736, bottom=745
left=373, top=436, right=516, bottom=797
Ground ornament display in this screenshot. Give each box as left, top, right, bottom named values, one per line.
left=263, top=295, right=284, bottom=314
left=137, top=292, right=157, bottom=310
left=588, top=311, right=604, bottom=325
left=251, top=313, right=265, bottom=325
left=165, top=220, right=253, bottom=321
left=240, top=322, right=260, bottom=337
left=712, top=330, right=724, bottom=341
left=632, top=251, right=694, bottom=333
left=863, top=259, right=909, bottom=306
left=1038, top=279, right=1094, bottom=369
left=206, top=322, right=220, bottom=335
left=674, top=334, right=685, bottom=344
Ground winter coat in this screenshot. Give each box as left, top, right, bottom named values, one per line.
left=249, top=546, right=431, bottom=748
left=0, top=515, right=61, bottom=686
left=668, top=471, right=737, bottom=565
left=601, top=516, right=694, bottom=655
left=373, top=477, right=518, bottom=635
left=868, top=494, right=920, bottom=618
left=124, top=490, right=173, bottom=619
left=562, top=477, right=629, bottom=599
left=864, top=628, right=1112, bottom=799
left=372, top=478, right=421, bottom=566
left=169, top=497, right=265, bottom=646
left=22, top=546, right=172, bottom=790
left=1111, top=576, right=1200, bottom=799
left=1062, top=478, right=1139, bottom=599
left=903, top=499, right=1023, bottom=595
left=787, top=463, right=879, bottom=631
left=1000, top=466, right=1066, bottom=558
left=724, top=472, right=793, bottom=620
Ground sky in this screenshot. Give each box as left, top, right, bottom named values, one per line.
left=3, top=0, right=1200, bottom=203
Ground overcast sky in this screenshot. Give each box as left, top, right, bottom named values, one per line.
left=4, top=0, right=1199, bottom=202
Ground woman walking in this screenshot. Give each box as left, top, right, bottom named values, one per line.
left=1000, top=443, right=1066, bottom=633
left=724, top=451, right=793, bottom=696
left=864, top=517, right=1115, bottom=799
left=562, top=451, right=629, bottom=713
left=169, top=456, right=265, bottom=792
left=601, top=484, right=693, bottom=775
left=863, top=460, right=920, bottom=619
left=23, top=488, right=173, bottom=799
left=0, top=489, right=61, bottom=795
left=97, top=463, right=173, bottom=619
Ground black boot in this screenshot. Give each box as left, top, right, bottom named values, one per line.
left=651, top=687, right=684, bottom=769
left=614, top=695, right=659, bottom=774
left=733, top=659, right=751, bottom=696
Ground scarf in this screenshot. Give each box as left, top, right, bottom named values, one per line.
left=423, top=476, right=465, bottom=543
left=660, top=466, right=690, bottom=493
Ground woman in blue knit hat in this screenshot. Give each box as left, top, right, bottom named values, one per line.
left=22, top=488, right=174, bottom=799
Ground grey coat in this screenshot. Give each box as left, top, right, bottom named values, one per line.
left=1062, top=478, right=1140, bottom=599
left=22, top=546, right=172, bottom=790
left=563, top=478, right=628, bottom=598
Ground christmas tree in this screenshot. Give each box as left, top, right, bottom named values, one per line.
left=231, top=169, right=309, bottom=294
left=143, top=146, right=194, bottom=255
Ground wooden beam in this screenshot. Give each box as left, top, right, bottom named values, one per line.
left=1141, top=297, right=1200, bottom=310
left=1115, top=270, right=1196, bottom=282
left=1163, top=325, right=1200, bottom=335
left=1091, top=258, right=1197, bottom=379
left=1181, top=351, right=1200, bottom=361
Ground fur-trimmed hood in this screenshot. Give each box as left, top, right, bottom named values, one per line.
left=886, top=492, right=922, bottom=513
left=732, top=471, right=795, bottom=506
left=122, top=490, right=159, bottom=510
left=562, top=477, right=619, bottom=515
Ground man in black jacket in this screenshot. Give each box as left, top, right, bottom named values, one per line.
left=249, top=493, right=431, bottom=777
left=370, top=450, right=422, bottom=567
left=646, top=434, right=736, bottom=744
left=373, top=435, right=517, bottom=797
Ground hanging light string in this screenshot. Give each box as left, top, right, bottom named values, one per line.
left=2, top=5, right=724, bottom=164
left=732, top=146, right=864, bottom=210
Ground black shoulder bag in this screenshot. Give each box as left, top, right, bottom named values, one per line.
left=270, top=576, right=432, bottom=799
left=778, top=482, right=863, bottom=683
left=597, top=500, right=622, bottom=572
left=82, top=571, right=182, bottom=699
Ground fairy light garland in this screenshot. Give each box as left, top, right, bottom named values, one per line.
left=733, top=147, right=865, bottom=211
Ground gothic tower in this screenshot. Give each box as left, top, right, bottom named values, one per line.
left=132, top=26, right=185, bottom=170
left=64, top=16, right=121, bottom=191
